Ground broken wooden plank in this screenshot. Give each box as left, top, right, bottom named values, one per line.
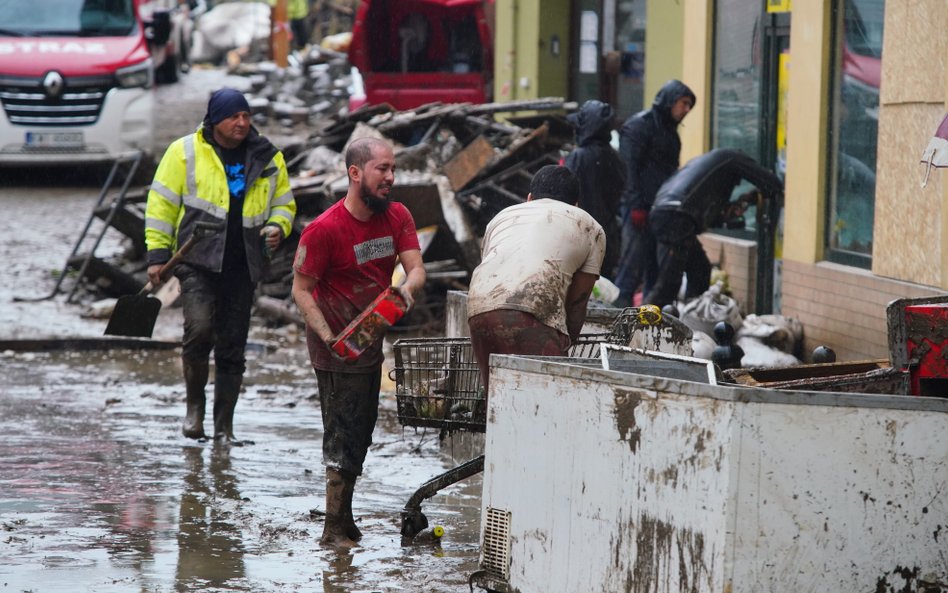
left=443, top=135, right=496, bottom=191
left=461, top=97, right=578, bottom=117
left=68, top=254, right=144, bottom=297
left=376, top=103, right=470, bottom=135
left=255, top=295, right=304, bottom=327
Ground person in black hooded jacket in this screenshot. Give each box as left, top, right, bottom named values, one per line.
left=613, top=79, right=696, bottom=307
left=643, top=148, right=783, bottom=308
left=564, top=100, right=626, bottom=276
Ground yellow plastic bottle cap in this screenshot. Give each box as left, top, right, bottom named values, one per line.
left=432, top=525, right=444, bottom=538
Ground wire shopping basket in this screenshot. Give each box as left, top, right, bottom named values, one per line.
left=392, top=334, right=616, bottom=434
left=393, top=337, right=483, bottom=433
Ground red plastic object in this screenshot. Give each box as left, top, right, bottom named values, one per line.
left=903, top=303, right=948, bottom=396
left=347, top=0, right=494, bottom=111
left=331, top=288, right=408, bottom=361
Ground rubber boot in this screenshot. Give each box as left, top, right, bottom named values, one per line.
left=339, top=469, right=362, bottom=542
left=320, top=468, right=358, bottom=549
left=182, top=360, right=208, bottom=440
left=212, top=372, right=242, bottom=445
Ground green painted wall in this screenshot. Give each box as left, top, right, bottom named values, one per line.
left=494, top=0, right=570, bottom=102
left=644, top=0, right=684, bottom=104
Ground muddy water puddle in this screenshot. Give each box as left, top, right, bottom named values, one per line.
left=0, top=341, right=483, bottom=592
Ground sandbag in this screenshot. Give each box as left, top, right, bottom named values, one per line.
left=678, top=281, right=743, bottom=337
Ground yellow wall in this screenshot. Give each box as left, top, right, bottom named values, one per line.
left=677, top=0, right=712, bottom=161
left=493, top=0, right=569, bottom=102
left=781, top=1, right=832, bottom=265
left=643, top=0, right=684, bottom=106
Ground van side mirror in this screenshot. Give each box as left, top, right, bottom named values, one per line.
left=145, top=11, right=172, bottom=46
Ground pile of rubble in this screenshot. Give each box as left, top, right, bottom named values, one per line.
left=253, top=94, right=580, bottom=330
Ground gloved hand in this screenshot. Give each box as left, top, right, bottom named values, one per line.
left=630, top=209, right=649, bottom=229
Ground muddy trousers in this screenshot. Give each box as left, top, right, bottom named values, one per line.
left=643, top=236, right=711, bottom=309
left=315, top=369, right=381, bottom=547
left=468, top=310, right=570, bottom=396
left=613, top=220, right=658, bottom=307
left=176, top=264, right=255, bottom=441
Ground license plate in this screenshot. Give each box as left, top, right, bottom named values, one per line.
left=25, top=131, right=84, bottom=148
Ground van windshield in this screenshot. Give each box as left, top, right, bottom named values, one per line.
left=0, top=0, right=137, bottom=37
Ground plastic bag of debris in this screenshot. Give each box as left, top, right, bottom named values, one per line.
left=734, top=314, right=803, bottom=368
left=678, top=281, right=743, bottom=337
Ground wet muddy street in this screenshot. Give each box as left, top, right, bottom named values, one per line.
left=0, top=69, right=483, bottom=592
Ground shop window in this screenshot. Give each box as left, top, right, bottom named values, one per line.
left=827, top=0, right=884, bottom=265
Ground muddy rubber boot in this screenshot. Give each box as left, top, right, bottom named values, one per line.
left=320, top=468, right=358, bottom=549
left=212, top=372, right=242, bottom=445
left=182, top=360, right=208, bottom=440
left=339, top=469, right=362, bottom=542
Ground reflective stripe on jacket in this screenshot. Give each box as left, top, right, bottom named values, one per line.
left=145, top=126, right=296, bottom=283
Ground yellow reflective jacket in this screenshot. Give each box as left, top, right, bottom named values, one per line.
left=145, top=126, right=296, bottom=283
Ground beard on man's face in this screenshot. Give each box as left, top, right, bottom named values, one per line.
left=361, top=186, right=391, bottom=213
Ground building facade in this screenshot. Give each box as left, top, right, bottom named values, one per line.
left=493, top=0, right=947, bottom=361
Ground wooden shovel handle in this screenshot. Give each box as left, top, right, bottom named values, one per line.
left=140, top=234, right=201, bottom=294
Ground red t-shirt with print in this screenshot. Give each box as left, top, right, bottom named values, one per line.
left=294, top=199, right=420, bottom=371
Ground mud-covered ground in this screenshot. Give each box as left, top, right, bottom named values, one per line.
left=0, top=68, right=483, bottom=592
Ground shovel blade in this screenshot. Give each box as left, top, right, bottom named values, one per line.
left=104, top=294, right=163, bottom=338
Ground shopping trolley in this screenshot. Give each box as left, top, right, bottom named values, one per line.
left=392, top=333, right=613, bottom=538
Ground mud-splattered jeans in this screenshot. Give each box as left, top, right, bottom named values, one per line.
left=315, top=368, right=382, bottom=477
left=468, top=310, right=570, bottom=395
left=175, top=263, right=255, bottom=376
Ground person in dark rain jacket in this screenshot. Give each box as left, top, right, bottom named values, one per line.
left=564, top=100, right=626, bottom=276
left=643, top=148, right=783, bottom=308
left=613, top=79, right=696, bottom=307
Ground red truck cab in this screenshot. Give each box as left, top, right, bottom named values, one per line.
left=348, top=0, right=493, bottom=112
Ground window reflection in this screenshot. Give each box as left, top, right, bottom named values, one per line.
left=711, top=0, right=764, bottom=232
left=712, top=0, right=762, bottom=163
left=828, top=0, right=884, bottom=259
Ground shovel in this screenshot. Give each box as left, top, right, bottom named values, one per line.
left=104, top=222, right=222, bottom=338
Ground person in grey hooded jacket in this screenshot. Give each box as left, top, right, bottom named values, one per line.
left=564, top=100, right=626, bottom=275
left=613, top=79, right=696, bottom=307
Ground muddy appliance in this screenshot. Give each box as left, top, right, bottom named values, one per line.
left=393, top=307, right=695, bottom=539
left=887, top=295, right=948, bottom=397
left=470, top=347, right=948, bottom=593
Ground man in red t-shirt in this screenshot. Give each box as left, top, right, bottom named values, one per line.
left=292, top=137, right=425, bottom=549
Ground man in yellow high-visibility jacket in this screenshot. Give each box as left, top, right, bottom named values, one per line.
left=145, top=88, right=296, bottom=445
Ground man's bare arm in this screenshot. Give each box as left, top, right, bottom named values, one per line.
left=396, top=248, right=426, bottom=310
left=564, top=271, right=599, bottom=342
left=292, top=271, right=334, bottom=344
